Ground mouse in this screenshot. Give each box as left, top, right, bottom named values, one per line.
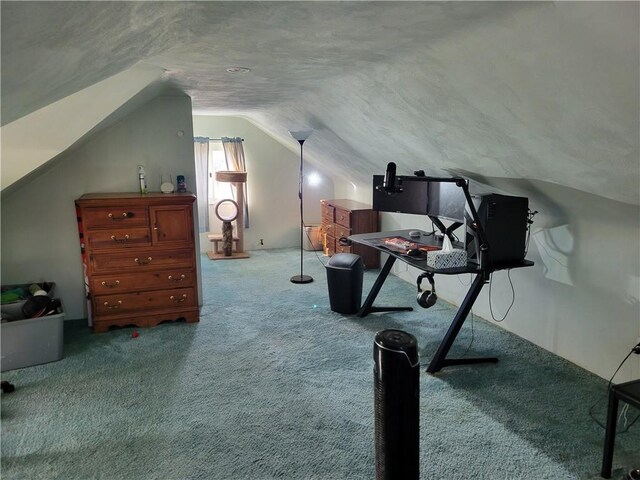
left=406, top=249, right=422, bottom=257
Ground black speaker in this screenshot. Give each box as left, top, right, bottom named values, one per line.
left=374, top=330, right=420, bottom=480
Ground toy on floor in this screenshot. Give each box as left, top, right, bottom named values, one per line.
left=1, top=381, right=15, bottom=393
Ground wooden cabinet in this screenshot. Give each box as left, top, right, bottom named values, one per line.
left=321, top=199, right=380, bottom=269
left=75, top=193, right=199, bottom=333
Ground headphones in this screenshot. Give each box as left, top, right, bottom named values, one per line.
left=416, top=273, right=437, bottom=308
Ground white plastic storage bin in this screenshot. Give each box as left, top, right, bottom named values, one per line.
left=1, top=306, right=64, bottom=372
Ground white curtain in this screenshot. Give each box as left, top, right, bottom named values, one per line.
left=221, top=137, right=249, bottom=228
left=193, top=137, right=209, bottom=232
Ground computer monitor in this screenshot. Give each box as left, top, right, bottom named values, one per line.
left=426, top=182, right=466, bottom=223
left=372, top=175, right=429, bottom=215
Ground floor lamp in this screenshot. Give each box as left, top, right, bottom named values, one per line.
left=289, top=129, right=313, bottom=284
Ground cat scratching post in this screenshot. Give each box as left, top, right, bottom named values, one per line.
left=207, top=171, right=249, bottom=260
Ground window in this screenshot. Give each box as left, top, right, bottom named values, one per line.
left=208, top=141, right=233, bottom=201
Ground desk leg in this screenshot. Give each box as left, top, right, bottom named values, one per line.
left=426, top=272, right=497, bottom=373
left=601, top=387, right=618, bottom=479
left=357, top=255, right=413, bottom=318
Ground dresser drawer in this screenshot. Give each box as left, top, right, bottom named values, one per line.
left=335, top=224, right=351, bottom=240
left=90, top=248, right=194, bottom=273
left=85, top=227, right=151, bottom=250
left=321, top=202, right=335, bottom=225
left=93, top=287, right=196, bottom=316
left=334, top=207, right=351, bottom=228
left=322, top=222, right=335, bottom=238
left=90, top=269, right=195, bottom=294
left=82, top=206, right=149, bottom=228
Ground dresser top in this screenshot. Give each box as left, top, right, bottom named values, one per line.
left=76, top=192, right=196, bottom=206
left=322, top=198, right=373, bottom=211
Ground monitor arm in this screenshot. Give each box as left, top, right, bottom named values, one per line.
left=410, top=175, right=491, bottom=261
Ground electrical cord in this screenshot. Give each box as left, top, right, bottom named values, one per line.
left=422, top=221, right=437, bottom=237
left=524, top=209, right=538, bottom=256
left=488, top=269, right=515, bottom=323
left=588, top=344, right=640, bottom=432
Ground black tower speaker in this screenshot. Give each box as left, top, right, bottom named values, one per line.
left=374, top=329, right=420, bottom=480
left=467, top=193, right=528, bottom=268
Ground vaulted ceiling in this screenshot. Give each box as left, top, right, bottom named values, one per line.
left=2, top=2, right=638, bottom=203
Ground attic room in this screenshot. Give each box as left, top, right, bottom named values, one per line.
left=1, top=1, right=638, bottom=479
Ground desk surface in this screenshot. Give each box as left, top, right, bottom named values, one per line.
left=349, top=229, right=534, bottom=275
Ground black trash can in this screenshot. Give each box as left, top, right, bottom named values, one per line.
left=326, top=253, right=363, bottom=314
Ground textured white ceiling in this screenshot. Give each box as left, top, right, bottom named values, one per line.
left=2, top=1, right=638, bottom=203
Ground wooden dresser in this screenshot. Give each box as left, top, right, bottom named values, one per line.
left=321, top=199, right=380, bottom=269
left=75, top=193, right=199, bottom=333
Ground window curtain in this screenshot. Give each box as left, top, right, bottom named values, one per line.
left=221, top=137, right=249, bottom=228
left=193, top=137, right=210, bottom=233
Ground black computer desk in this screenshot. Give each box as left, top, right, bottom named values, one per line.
left=349, top=229, right=534, bottom=373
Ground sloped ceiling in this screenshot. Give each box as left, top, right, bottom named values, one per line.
left=2, top=1, right=638, bottom=203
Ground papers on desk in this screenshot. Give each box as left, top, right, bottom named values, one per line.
left=374, top=236, right=440, bottom=255
left=369, top=235, right=468, bottom=268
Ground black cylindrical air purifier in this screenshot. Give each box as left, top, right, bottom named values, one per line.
left=374, top=329, right=420, bottom=480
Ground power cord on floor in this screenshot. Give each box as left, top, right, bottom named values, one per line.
left=588, top=343, right=640, bottom=432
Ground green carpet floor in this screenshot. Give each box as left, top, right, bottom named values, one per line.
left=2, top=248, right=638, bottom=479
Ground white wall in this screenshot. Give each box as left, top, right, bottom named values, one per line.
left=1, top=96, right=199, bottom=321
left=335, top=177, right=640, bottom=382
left=192, top=116, right=334, bottom=252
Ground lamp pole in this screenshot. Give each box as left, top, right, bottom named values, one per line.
left=289, top=130, right=313, bottom=284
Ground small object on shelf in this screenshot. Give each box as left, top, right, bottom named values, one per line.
left=160, top=175, right=175, bottom=193
left=176, top=175, right=186, bottom=193
left=138, top=165, right=147, bottom=194
left=160, top=183, right=175, bottom=193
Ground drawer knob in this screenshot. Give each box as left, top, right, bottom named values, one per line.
left=103, top=300, right=122, bottom=309
left=101, top=280, right=120, bottom=288
left=168, top=274, right=186, bottom=282
left=134, top=257, right=152, bottom=265
left=170, top=294, right=187, bottom=303
left=110, top=234, right=130, bottom=242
